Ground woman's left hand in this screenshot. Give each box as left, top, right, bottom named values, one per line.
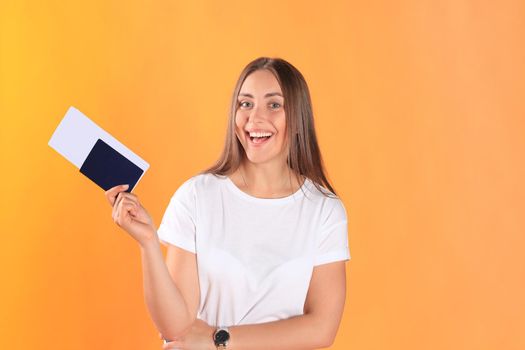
left=162, top=319, right=216, bottom=350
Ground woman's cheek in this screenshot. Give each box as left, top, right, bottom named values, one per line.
left=234, top=116, right=244, bottom=139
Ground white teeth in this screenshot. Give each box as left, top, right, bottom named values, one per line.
left=249, top=131, right=273, bottom=137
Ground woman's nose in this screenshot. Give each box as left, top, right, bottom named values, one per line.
left=247, top=105, right=265, bottom=123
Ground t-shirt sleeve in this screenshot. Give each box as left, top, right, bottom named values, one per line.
left=156, top=177, right=197, bottom=254
left=314, top=198, right=351, bottom=266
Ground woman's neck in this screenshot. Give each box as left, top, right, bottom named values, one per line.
left=232, top=160, right=303, bottom=199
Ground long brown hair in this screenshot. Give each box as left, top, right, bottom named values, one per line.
left=200, top=57, right=337, bottom=198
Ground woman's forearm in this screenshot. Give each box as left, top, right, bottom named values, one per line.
left=227, top=312, right=337, bottom=350
left=139, top=236, right=193, bottom=340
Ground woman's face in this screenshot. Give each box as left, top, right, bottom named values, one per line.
left=235, top=69, right=287, bottom=165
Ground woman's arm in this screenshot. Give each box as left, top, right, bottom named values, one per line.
left=141, top=236, right=200, bottom=341
left=228, top=261, right=347, bottom=349
left=164, top=260, right=346, bottom=350
left=104, top=185, right=200, bottom=341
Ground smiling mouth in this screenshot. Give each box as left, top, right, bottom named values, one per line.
left=246, top=131, right=273, bottom=145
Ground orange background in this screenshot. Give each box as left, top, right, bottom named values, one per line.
left=1, top=1, right=524, bottom=349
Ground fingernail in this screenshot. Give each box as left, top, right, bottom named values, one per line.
left=122, top=184, right=129, bottom=189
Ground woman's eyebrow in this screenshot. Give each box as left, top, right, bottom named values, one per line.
left=238, top=93, right=253, bottom=98
left=238, top=92, right=283, bottom=98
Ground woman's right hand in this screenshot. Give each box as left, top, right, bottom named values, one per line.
left=105, top=184, right=158, bottom=247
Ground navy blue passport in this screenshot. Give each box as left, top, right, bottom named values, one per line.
left=79, top=138, right=144, bottom=192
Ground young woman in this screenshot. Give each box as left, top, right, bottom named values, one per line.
left=105, top=57, right=350, bottom=350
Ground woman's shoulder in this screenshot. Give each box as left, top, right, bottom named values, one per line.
left=174, top=172, right=226, bottom=194
left=189, top=172, right=227, bottom=188
left=165, top=173, right=221, bottom=207
left=303, top=178, right=339, bottom=201
left=303, top=179, right=347, bottom=217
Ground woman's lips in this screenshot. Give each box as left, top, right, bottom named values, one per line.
left=246, top=133, right=272, bottom=146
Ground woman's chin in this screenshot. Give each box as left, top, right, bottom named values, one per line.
left=240, top=142, right=287, bottom=165
left=245, top=155, right=269, bottom=164
left=244, top=151, right=286, bottom=166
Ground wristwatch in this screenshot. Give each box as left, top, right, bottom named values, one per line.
left=213, top=327, right=230, bottom=349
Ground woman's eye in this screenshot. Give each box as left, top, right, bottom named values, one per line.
left=269, top=102, right=281, bottom=109
left=239, top=101, right=252, bottom=108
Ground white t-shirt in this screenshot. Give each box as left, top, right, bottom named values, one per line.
left=157, top=173, right=350, bottom=327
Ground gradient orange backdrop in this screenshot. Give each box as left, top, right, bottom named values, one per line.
left=1, top=1, right=524, bottom=349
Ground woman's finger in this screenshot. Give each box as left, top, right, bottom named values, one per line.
left=105, top=184, right=129, bottom=206
left=112, top=192, right=124, bottom=219
left=115, top=197, right=139, bottom=219
left=110, top=190, right=141, bottom=225
left=121, top=191, right=139, bottom=201
left=112, top=191, right=134, bottom=219
left=113, top=194, right=128, bottom=223
left=115, top=198, right=138, bottom=222
left=114, top=192, right=140, bottom=215
left=116, top=202, right=136, bottom=226
left=118, top=192, right=140, bottom=207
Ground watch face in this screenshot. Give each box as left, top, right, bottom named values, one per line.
left=214, top=329, right=230, bottom=344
